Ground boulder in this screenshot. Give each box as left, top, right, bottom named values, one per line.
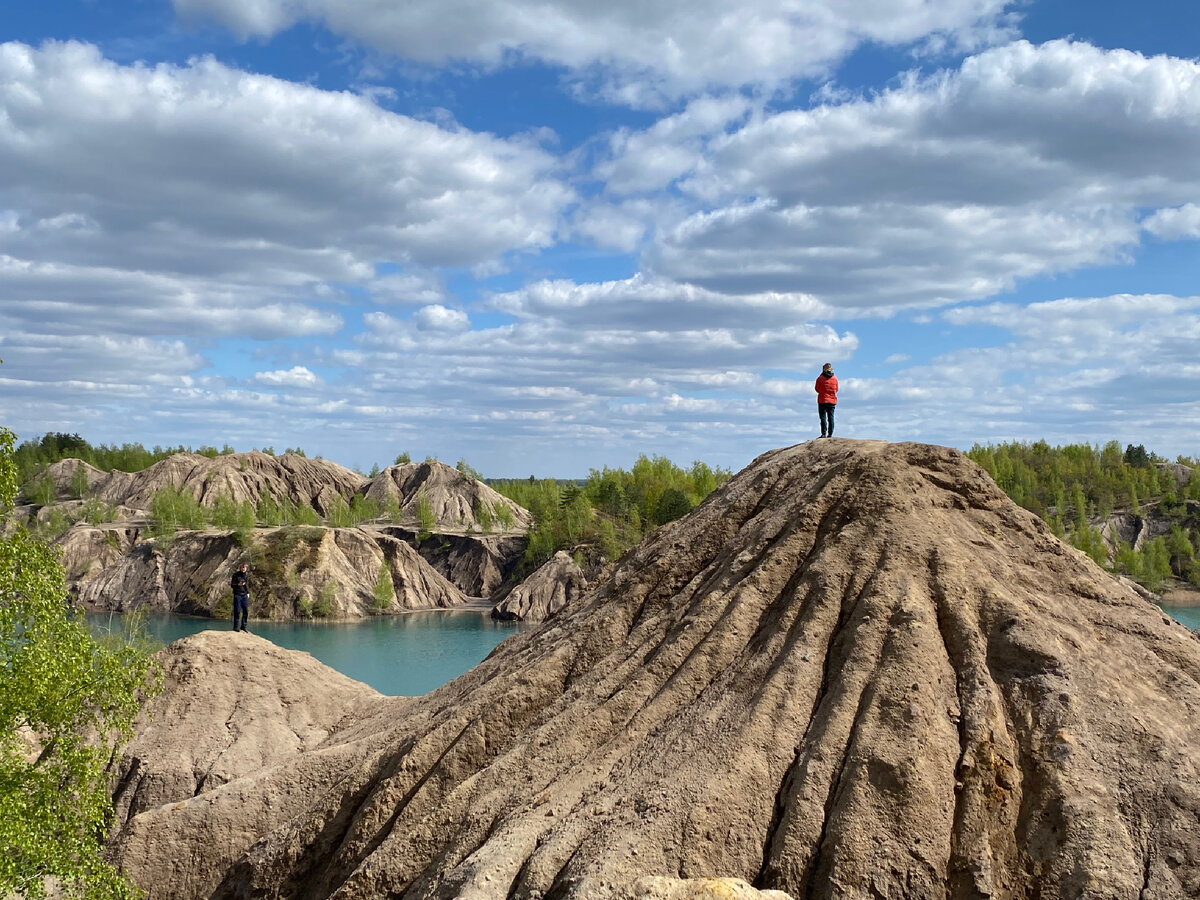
left=108, top=441, right=1200, bottom=899
left=383, top=527, right=527, bottom=598
left=491, top=550, right=587, bottom=622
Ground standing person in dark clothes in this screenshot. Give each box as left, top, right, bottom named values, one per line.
left=231, top=562, right=250, bottom=632
left=815, top=362, right=839, bottom=438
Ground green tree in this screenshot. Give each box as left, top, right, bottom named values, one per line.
left=394, top=451, right=412, bottom=465
left=373, top=562, right=395, bottom=610
left=69, top=463, right=90, bottom=500
left=0, top=426, right=161, bottom=898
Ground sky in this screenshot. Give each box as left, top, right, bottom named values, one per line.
left=1, top=1, right=1198, bottom=477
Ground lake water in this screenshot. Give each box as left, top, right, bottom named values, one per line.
left=1166, top=605, right=1200, bottom=630
left=88, top=611, right=531, bottom=697
left=91, top=604, right=1199, bottom=697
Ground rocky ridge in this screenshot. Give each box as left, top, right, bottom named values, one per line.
left=491, top=550, right=588, bottom=622
left=107, top=440, right=1200, bottom=899
left=26, top=453, right=532, bottom=619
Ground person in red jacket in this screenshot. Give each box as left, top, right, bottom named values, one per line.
left=815, top=362, right=838, bottom=438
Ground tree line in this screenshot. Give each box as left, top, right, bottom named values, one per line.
left=966, top=441, right=1200, bottom=591
left=491, top=456, right=731, bottom=573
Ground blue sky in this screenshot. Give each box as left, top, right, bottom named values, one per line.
left=1, top=1, right=1198, bottom=476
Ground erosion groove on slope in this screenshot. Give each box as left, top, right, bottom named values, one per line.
left=108, top=440, right=1200, bottom=900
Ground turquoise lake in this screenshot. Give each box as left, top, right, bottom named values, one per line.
left=92, top=604, right=1198, bottom=698
left=89, top=611, right=531, bottom=697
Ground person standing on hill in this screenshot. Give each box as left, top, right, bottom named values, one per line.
left=815, top=362, right=839, bottom=438
left=231, top=562, right=250, bottom=632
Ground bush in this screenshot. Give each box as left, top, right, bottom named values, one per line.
left=27, top=474, right=55, bottom=507
left=373, top=562, right=395, bottom=610
left=149, top=485, right=207, bottom=537
left=314, top=581, right=337, bottom=618
left=78, top=498, right=115, bottom=525
left=69, top=464, right=90, bottom=500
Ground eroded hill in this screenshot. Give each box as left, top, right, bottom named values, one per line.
left=106, top=440, right=1200, bottom=899
left=19, top=453, right=532, bottom=618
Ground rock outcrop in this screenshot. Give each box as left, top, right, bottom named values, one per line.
left=383, top=527, right=527, bottom=598
left=491, top=550, right=587, bottom=622
left=74, top=526, right=468, bottom=619
left=363, top=460, right=532, bottom=533
left=108, top=440, right=1200, bottom=899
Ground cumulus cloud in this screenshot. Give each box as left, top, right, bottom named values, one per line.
left=413, top=304, right=470, bottom=332
left=1143, top=204, right=1200, bottom=240
left=172, top=0, right=1016, bottom=105
left=254, top=366, right=322, bottom=387
left=0, top=41, right=570, bottom=278
left=633, top=41, right=1200, bottom=309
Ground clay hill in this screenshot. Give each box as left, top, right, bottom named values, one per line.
left=26, top=453, right=532, bottom=618
left=106, top=440, right=1200, bottom=899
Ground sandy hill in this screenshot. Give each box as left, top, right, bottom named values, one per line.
left=107, top=440, right=1200, bottom=899
left=46, top=451, right=363, bottom=516
left=363, top=459, right=533, bottom=533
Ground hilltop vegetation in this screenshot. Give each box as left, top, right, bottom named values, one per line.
left=492, top=456, right=731, bottom=572
left=967, top=440, right=1200, bottom=591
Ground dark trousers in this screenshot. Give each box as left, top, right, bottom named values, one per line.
left=233, top=594, right=249, bottom=630
left=819, top=403, right=836, bottom=436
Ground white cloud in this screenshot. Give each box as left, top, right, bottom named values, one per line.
left=1143, top=204, right=1200, bottom=240
left=172, top=0, right=1017, bottom=105
left=636, top=41, right=1200, bottom=309
left=413, top=304, right=470, bottom=332
left=254, top=366, right=322, bottom=387
left=0, top=41, right=570, bottom=278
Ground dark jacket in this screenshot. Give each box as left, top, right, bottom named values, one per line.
left=231, top=569, right=249, bottom=596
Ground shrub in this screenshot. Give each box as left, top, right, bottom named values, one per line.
left=314, top=580, right=337, bottom=618
left=149, top=486, right=207, bottom=537
left=69, top=464, right=90, bottom=500
left=27, top=474, right=55, bottom=507
left=416, top=492, right=435, bottom=540
left=78, top=498, right=115, bottom=525
left=373, top=562, right=395, bottom=610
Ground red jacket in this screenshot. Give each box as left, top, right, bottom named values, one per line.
left=815, top=373, right=838, bottom=405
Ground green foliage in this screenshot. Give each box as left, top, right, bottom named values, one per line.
left=416, top=492, right=436, bottom=540
left=314, top=580, right=337, bottom=618
left=27, top=474, right=55, bottom=507
left=494, top=502, right=515, bottom=531
left=69, top=464, right=90, bottom=500
left=971, top=440, right=1200, bottom=593
left=211, top=494, right=255, bottom=543
left=373, top=562, right=395, bottom=610
left=474, top=499, right=494, bottom=533
left=0, top=426, right=161, bottom=899
left=456, top=459, right=484, bottom=481
left=78, top=498, right=116, bottom=525
left=653, top=487, right=693, bottom=526
left=11, top=432, right=246, bottom=486
left=394, top=451, right=412, bottom=465
left=493, top=454, right=730, bottom=573
left=30, top=507, right=72, bottom=543
left=325, top=495, right=380, bottom=529
left=148, top=485, right=208, bottom=538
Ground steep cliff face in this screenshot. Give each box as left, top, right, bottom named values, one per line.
left=491, top=550, right=587, bottom=622
left=72, top=526, right=468, bottom=619
left=108, top=440, right=1200, bottom=900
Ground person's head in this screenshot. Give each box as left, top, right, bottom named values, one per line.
left=822, top=362, right=834, bottom=375
left=239, top=563, right=248, bottom=573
